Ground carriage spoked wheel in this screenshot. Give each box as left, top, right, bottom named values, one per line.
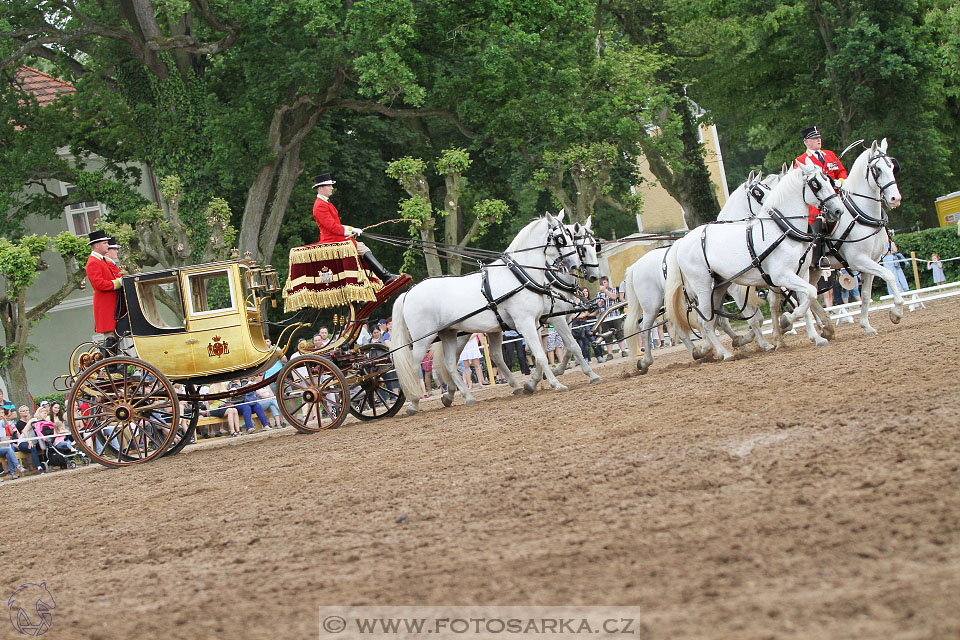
left=162, top=383, right=199, bottom=458
left=277, top=355, right=349, bottom=433
left=66, top=356, right=180, bottom=468
left=348, top=343, right=404, bottom=421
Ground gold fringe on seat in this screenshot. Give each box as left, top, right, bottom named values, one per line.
left=282, top=241, right=382, bottom=312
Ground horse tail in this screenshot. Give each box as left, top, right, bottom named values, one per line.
left=390, top=293, right=422, bottom=403
left=665, top=245, right=694, bottom=336
left=623, top=263, right=641, bottom=361
left=432, top=342, right=455, bottom=386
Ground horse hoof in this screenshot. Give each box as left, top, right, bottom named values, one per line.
left=692, top=348, right=704, bottom=360
left=760, top=343, right=775, bottom=352
left=778, top=313, right=791, bottom=331
left=813, top=337, right=829, bottom=347
left=553, top=384, right=569, bottom=392
left=441, top=394, right=454, bottom=407
left=464, top=397, right=478, bottom=406
left=512, top=387, right=525, bottom=396
left=405, top=406, right=419, bottom=416
left=589, top=375, right=602, bottom=384
left=731, top=336, right=750, bottom=348
left=523, top=382, right=536, bottom=394
left=821, top=325, right=835, bottom=340
left=721, top=353, right=735, bottom=361
left=889, top=310, right=902, bottom=324
left=864, top=327, right=878, bottom=336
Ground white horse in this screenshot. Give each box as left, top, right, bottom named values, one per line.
left=771, top=139, right=903, bottom=340
left=621, top=171, right=780, bottom=374
left=391, top=214, right=584, bottom=414
left=522, top=216, right=603, bottom=390
left=665, top=160, right=845, bottom=361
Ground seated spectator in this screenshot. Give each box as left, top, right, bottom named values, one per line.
left=228, top=379, right=270, bottom=433
left=203, top=383, right=241, bottom=437
left=370, top=327, right=383, bottom=344
left=16, top=406, right=49, bottom=472
left=253, top=374, right=283, bottom=428
left=0, top=388, right=15, bottom=413
left=0, top=414, right=25, bottom=479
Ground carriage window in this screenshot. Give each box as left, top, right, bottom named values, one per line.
left=135, top=277, right=185, bottom=329
left=187, top=270, right=235, bottom=315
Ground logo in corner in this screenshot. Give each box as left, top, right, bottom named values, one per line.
left=8, top=583, right=55, bottom=636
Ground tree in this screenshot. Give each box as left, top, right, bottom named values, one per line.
left=386, top=149, right=507, bottom=276
left=0, top=233, right=89, bottom=402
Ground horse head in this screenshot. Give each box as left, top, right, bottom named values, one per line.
left=567, top=216, right=600, bottom=282
left=867, top=138, right=901, bottom=209
left=544, top=212, right=583, bottom=276
left=799, top=158, right=844, bottom=223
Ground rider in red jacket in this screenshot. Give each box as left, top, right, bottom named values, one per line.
left=794, top=126, right=847, bottom=268
left=311, top=173, right=398, bottom=283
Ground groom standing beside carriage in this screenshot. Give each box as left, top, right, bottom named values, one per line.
left=794, top=126, right=848, bottom=269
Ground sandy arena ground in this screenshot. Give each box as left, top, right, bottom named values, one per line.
left=2, top=297, right=958, bottom=639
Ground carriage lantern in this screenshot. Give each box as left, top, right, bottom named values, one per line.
left=245, top=267, right=265, bottom=291
left=261, top=265, right=280, bottom=293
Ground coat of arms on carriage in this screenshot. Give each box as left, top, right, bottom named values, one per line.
left=207, top=336, right=230, bottom=358
left=319, top=266, right=333, bottom=284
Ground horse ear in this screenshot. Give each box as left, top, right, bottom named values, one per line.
left=871, top=140, right=878, bottom=153
left=747, top=170, right=756, bottom=183
left=556, top=209, right=565, bottom=222
left=585, top=215, right=592, bottom=230
left=801, top=157, right=816, bottom=172
left=545, top=211, right=558, bottom=224
left=880, top=137, right=888, bottom=152
left=781, top=162, right=789, bottom=175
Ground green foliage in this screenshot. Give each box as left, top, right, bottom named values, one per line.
left=889, top=227, right=960, bottom=286
left=51, top=232, right=91, bottom=261
left=436, top=148, right=471, bottom=175
left=33, top=392, right=66, bottom=406
left=385, top=157, right=428, bottom=181
left=0, top=235, right=48, bottom=295
left=473, top=199, right=509, bottom=236
left=397, top=196, right=432, bottom=228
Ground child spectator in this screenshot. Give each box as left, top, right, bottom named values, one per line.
left=16, top=406, right=49, bottom=472
left=253, top=374, right=283, bottom=428
left=928, top=253, right=946, bottom=286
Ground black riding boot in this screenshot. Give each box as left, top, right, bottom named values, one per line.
left=811, top=217, right=830, bottom=269
left=362, top=251, right=399, bottom=284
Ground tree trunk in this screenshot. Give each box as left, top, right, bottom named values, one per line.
left=443, top=173, right=463, bottom=275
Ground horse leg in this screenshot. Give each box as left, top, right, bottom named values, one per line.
left=858, top=272, right=877, bottom=335
left=770, top=290, right=786, bottom=349
left=486, top=333, right=524, bottom=396
left=555, top=318, right=600, bottom=384
left=439, top=331, right=475, bottom=406
left=726, top=285, right=756, bottom=347
left=637, top=319, right=655, bottom=374
left=859, top=259, right=904, bottom=327
left=803, top=308, right=829, bottom=346
left=808, top=296, right=835, bottom=341
left=517, top=319, right=568, bottom=392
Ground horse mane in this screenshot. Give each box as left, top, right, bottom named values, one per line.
left=506, top=216, right=549, bottom=253
left=845, top=147, right=871, bottom=187
left=761, top=166, right=805, bottom=212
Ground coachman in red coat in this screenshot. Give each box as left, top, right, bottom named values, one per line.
left=794, top=126, right=848, bottom=268
left=85, top=230, right=122, bottom=335
left=311, top=173, right=398, bottom=283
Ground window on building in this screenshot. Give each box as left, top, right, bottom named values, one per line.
left=62, top=184, right=104, bottom=236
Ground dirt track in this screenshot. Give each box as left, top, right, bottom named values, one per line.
left=3, top=298, right=958, bottom=640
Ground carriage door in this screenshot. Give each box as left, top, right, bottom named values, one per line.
left=182, top=267, right=247, bottom=374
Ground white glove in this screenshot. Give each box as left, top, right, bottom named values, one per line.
left=343, top=225, right=362, bottom=237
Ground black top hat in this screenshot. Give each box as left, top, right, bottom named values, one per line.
left=801, top=126, right=821, bottom=140
left=107, top=237, right=120, bottom=249
left=312, top=173, right=336, bottom=188
left=87, top=229, right=109, bottom=245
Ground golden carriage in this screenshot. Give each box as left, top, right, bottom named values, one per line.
left=60, top=245, right=410, bottom=468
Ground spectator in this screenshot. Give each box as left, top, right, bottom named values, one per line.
left=16, top=406, right=49, bottom=472
left=928, top=253, right=946, bottom=286
left=881, top=242, right=910, bottom=295
left=370, top=327, right=383, bottom=344
left=313, top=326, right=331, bottom=350
left=230, top=380, right=271, bottom=433
left=595, top=276, right=624, bottom=361
left=203, top=383, right=241, bottom=437
left=420, top=351, right=440, bottom=398
left=48, top=401, right=66, bottom=431
left=0, top=388, right=15, bottom=412
left=0, top=412, right=25, bottom=479
left=543, top=324, right=563, bottom=365
left=501, top=329, right=531, bottom=375
left=381, top=318, right=392, bottom=348
left=459, top=334, right=488, bottom=388
left=253, top=374, right=284, bottom=428
left=358, top=322, right=372, bottom=346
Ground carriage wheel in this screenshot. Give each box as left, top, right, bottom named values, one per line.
left=66, top=356, right=180, bottom=468
left=277, top=355, right=349, bottom=433
left=349, top=343, right=405, bottom=421
left=163, top=384, right=199, bottom=458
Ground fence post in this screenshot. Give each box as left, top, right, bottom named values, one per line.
left=479, top=333, right=496, bottom=385
left=910, top=251, right=922, bottom=290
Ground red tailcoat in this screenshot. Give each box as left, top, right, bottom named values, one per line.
left=795, top=149, right=848, bottom=223
left=85, top=253, right=121, bottom=333
left=312, top=196, right=357, bottom=247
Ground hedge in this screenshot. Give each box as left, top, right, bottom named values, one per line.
left=889, top=225, right=960, bottom=288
